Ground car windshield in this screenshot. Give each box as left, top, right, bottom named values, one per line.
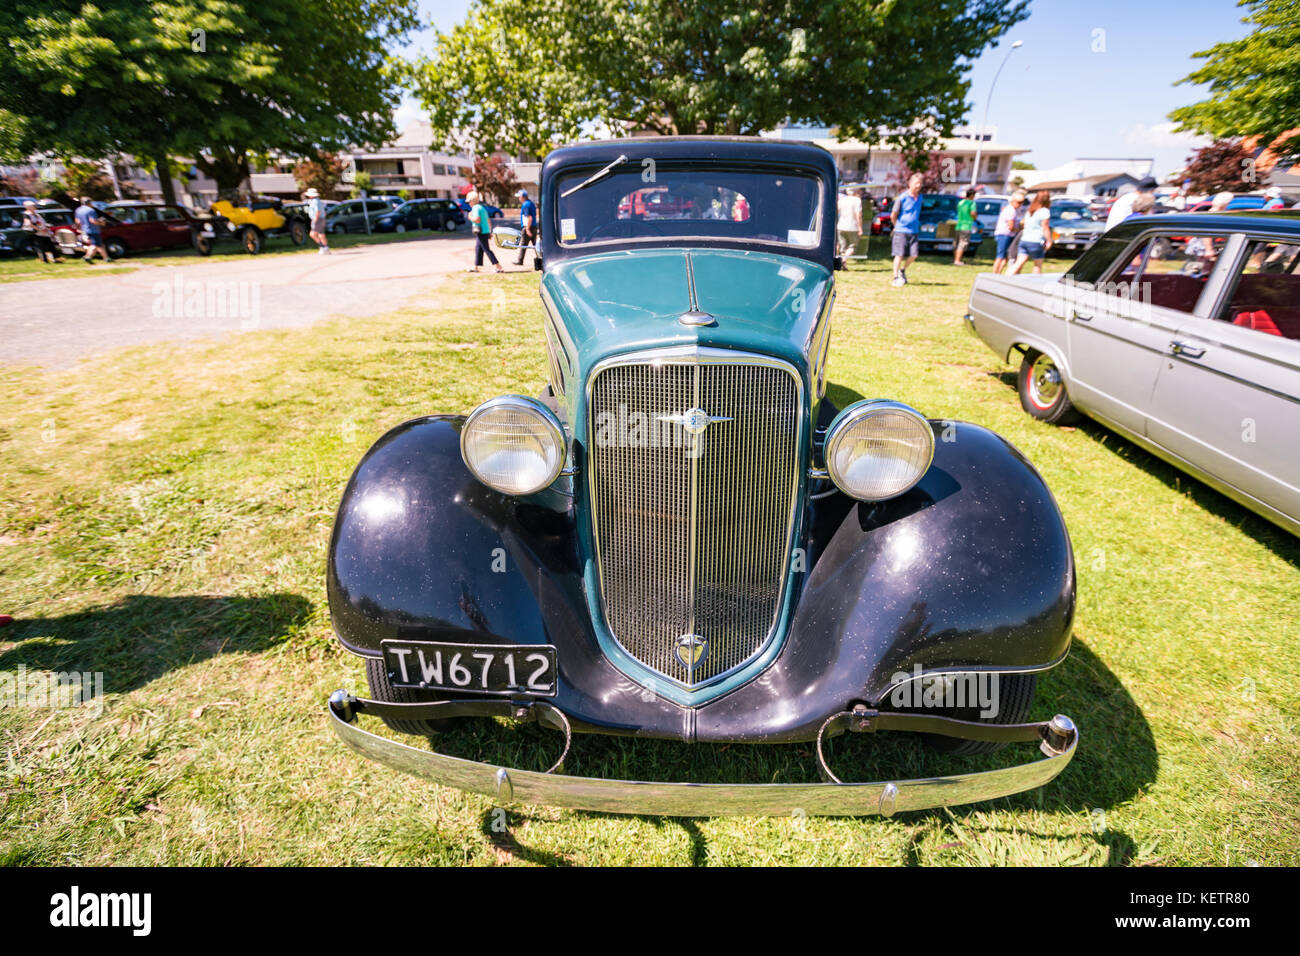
left=975, top=199, right=1003, bottom=215
left=554, top=164, right=823, bottom=248
left=1052, top=204, right=1095, bottom=221
left=921, top=194, right=958, bottom=213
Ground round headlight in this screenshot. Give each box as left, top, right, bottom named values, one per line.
left=824, top=400, right=934, bottom=501
left=460, top=396, right=566, bottom=496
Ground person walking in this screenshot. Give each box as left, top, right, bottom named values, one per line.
left=305, top=187, right=329, bottom=254
left=21, top=201, right=62, bottom=264
left=953, top=187, right=976, bottom=265
left=992, top=190, right=1026, bottom=274
left=1008, top=190, right=1052, bottom=275
left=1106, top=176, right=1158, bottom=230
left=465, top=190, right=504, bottom=273
left=74, top=197, right=108, bottom=263
left=514, top=188, right=537, bottom=266
left=836, top=184, right=863, bottom=261
left=890, top=173, right=923, bottom=286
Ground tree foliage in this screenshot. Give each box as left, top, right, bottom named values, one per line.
left=0, top=0, right=419, bottom=192
left=1169, top=0, right=1300, bottom=156
left=1182, top=139, right=1260, bottom=195
left=888, top=152, right=950, bottom=192
left=293, top=152, right=349, bottom=198
left=471, top=155, right=519, bottom=206
left=409, top=0, right=1028, bottom=157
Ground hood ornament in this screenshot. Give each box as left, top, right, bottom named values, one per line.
left=678, top=310, right=715, bottom=327
left=657, top=407, right=733, bottom=436
left=675, top=633, right=709, bottom=670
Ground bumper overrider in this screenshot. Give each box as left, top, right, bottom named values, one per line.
left=327, top=691, right=1077, bottom=817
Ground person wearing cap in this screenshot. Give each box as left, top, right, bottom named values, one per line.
left=1263, top=186, right=1285, bottom=211
left=21, top=200, right=62, bottom=264
left=514, top=188, right=537, bottom=266
left=465, top=190, right=504, bottom=273
left=1105, top=176, right=1158, bottom=230
left=304, top=187, right=329, bottom=254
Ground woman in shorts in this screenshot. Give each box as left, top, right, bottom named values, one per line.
left=1009, top=191, right=1052, bottom=275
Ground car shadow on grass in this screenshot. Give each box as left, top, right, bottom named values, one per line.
left=0, top=593, right=312, bottom=695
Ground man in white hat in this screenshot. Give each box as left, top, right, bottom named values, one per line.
left=305, top=187, right=329, bottom=254
left=1264, top=186, right=1285, bottom=211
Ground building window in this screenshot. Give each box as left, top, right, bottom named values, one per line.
left=856, top=159, right=866, bottom=172
left=986, top=156, right=1001, bottom=174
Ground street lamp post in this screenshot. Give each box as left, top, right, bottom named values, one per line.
left=969, top=40, right=1023, bottom=190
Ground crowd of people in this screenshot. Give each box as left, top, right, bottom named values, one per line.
left=834, top=171, right=1297, bottom=289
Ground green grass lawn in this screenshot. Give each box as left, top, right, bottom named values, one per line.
left=1, top=250, right=1296, bottom=865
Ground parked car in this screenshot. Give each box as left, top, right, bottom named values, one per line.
left=454, top=197, right=502, bottom=218
left=966, top=209, right=1300, bottom=536
left=915, top=193, right=984, bottom=254
left=89, top=201, right=208, bottom=258
left=0, top=203, right=74, bottom=256
left=324, top=198, right=398, bottom=234
left=325, top=137, right=1079, bottom=817
left=199, top=195, right=309, bottom=254
left=373, top=198, right=465, bottom=233
left=1047, top=199, right=1105, bottom=254
left=973, top=194, right=1009, bottom=235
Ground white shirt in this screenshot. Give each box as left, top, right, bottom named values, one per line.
left=1106, top=192, right=1140, bottom=230
left=836, top=193, right=862, bottom=231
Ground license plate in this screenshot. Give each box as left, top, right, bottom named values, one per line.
left=381, top=639, right=557, bottom=696
left=934, top=241, right=953, bottom=250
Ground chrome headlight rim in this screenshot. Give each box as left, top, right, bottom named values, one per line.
left=823, top=399, right=935, bottom=501
left=460, top=394, right=566, bottom=496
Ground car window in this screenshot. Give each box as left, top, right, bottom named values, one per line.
left=921, top=195, right=957, bottom=214
left=1109, top=234, right=1227, bottom=314
left=557, top=163, right=821, bottom=247
left=1216, top=239, right=1300, bottom=341
left=0, top=209, right=22, bottom=228
left=113, top=207, right=150, bottom=223
left=155, top=207, right=184, bottom=221
left=1052, top=205, right=1094, bottom=221
left=366, top=200, right=389, bottom=213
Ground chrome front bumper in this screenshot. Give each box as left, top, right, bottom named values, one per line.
left=327, top=693, right=1078, bottom=817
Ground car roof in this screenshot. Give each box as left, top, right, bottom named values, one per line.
left=543, top=136, right=836, bottom=179
left=1104, top=208, right=1300, bottom=238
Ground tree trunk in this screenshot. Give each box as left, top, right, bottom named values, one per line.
left=194, top=147, right=252, bottom=197
left=151, top=149, right=178, bottom=206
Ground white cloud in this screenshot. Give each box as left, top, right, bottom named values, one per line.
left=1123, top=122, right=1208, bottom=149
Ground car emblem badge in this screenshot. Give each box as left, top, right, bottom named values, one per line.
left=658, top=407, right=733, bottom=436
left=675, top=633, right=708, bottom=670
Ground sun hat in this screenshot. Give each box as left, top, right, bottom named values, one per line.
left=1266, top=186, right=1282, bottom=198
left=305, top=187, right=319, bottom=198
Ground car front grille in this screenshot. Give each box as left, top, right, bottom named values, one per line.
left=587, top=351, right=802, bottom=687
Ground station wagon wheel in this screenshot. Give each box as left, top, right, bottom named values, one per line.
left=1018, top=349, right=1079, bottom=424
left=364, top=657, right=453, bottom=736
left=104, top=237, right=127, bottom=259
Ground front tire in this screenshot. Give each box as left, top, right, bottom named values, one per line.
left=1018, top=349, right=1080, bottom=424
left=394, top=223, right=406, bottom=233
left=444, top=218, right=458, bottom=232
left=288, top=218, right=307, bottom=246
left=105, top=237, right=127, bottom=259
left=364, top=657, right=453, bottom=736
left=239, top=225, right=263, bottom=254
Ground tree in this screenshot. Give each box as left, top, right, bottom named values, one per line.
left=888, top=151, right=955, bottom=192
left=471, top=156, right=519, bottom=206
left=0, top=1, right=419, bottom=197
left=1169, top=0, right=1300, bottom=157
left=1181, top=139, right=1259, bottom=194
left=294, top=152, right=348, bottom=198
left=1012, top=160, right=1036, bottom=170
left=409, top=0, right=1029, bottom=157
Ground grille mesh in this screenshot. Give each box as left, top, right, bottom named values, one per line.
left=589, top=357, right=800, bottom=685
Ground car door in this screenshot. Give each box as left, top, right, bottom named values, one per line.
left=1145, top=234, right=1300, bottom=524
left=154, top=206, right=193, bottom=248
left=1064, top=229, right=1227, bottom=436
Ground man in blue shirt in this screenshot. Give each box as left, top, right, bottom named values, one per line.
left=890, top=173, right=923, bottom=286
left=514, top=188, right=537, bottom=266
left=74, top=197, right=109, bottom=263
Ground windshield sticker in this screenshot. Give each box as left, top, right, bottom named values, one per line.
left=561, top=218, right=577, bottom=241
left=787, top=229, right=816, bottom=246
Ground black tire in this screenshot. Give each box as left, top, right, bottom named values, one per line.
left=443, top=218, right=458, bottom=232
left=16, top=237, right=35, bottom=256
left=192, top=233, right=214, bottom=256
left=923, top=673, right=1039, bottom=755
left=1017, top=348, right=1080, bottom=424
left=394, top=223, right=406, bottom=233
left=104, top=237, right=127, bottom=259
left=331, top=223, right=347, bottom=235
left=364, top=657, right=453, bottom=736
left=238, top=225, right=263, bottom=254
left=288, top=218, right=307, bottom=246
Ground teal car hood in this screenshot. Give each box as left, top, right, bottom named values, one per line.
left=540, top=247, right=833, bottom=422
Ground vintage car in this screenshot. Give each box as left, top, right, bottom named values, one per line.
left=326, top=138, right=1079, bottom=816
left=966, top=210, right=1300, bottom=536
left=200, top=194, right=310, bottom=254
left=1047, top=200, right=1105, bottom=254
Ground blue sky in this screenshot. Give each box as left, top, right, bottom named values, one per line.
left=398, top=0, right=1252, bottom=177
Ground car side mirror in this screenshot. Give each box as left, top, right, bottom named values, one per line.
left=493, top=225, right=522, bottom=249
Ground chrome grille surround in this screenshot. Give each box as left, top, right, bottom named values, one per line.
left=586, top=347, right=804, bottom=691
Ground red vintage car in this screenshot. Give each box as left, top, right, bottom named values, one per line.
left=53, top=202, right=206, bottom=258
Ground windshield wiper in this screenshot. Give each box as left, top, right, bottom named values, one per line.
left=560, top=154, right=629, bottom=198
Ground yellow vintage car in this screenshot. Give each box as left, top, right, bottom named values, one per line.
left=198, top=195, right=309, bottom=255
